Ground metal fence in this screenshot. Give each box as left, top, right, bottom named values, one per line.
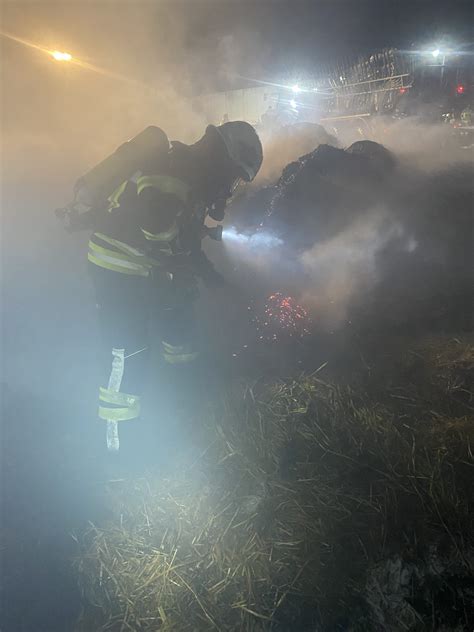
left=319, top=49, right=415, bottom=117
left=190, top=49, right=416, bottom=125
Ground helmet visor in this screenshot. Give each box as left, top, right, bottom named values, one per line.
left=231, top=176, right=243, bottom=194
left=229, top=163, right=247, bottom=192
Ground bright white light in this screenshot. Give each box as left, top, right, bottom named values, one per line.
left=223, top=227, right=283, bottom=249
left=290, top=99, right=297, bottom=109
left=51, top=50, right=72, bottom=61
left=432, top=49, right=440, bottom=58
left=291, top=84, right=301, bottom=93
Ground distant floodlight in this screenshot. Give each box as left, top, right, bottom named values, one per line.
left=431, top=49, right=440, bottom=58
left=290, top=99, right=297, bottom=109
left=51, top=50, right=72, bottom=61
left=291, top=84, right=301, bottom=93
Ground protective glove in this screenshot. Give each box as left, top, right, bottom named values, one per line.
left=208, top=198, right=227, bottom=222
left=192, top=251, right=228, bottom=289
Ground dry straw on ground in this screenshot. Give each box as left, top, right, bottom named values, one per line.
left=75, top=336, right=473, bottom=631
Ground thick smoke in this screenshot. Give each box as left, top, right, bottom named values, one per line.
left=2, top=1, right=472, bottom=357
left=0, top=1, right=274, bottom=398
left=224, top=118, right=472, bottom=335
left=1, top=2, right=277, bottom=195
left=1, top=4, right=204, bottom=193
left=299, top=208, right=408, bottom=328
left=333, top=115, right=472, bottom=170
left=253, top=114, right=471, bottom=191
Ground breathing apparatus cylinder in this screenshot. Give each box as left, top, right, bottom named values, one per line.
left=75, top=125, right=170, bottom=208
left=56, top=126, right=170, bottom=230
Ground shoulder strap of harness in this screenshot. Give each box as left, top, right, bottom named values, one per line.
left=136, top=175, right=189, bottom=203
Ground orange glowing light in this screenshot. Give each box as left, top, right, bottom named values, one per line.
left=1, top=30, right=144, bottom=86
left=51, top=50, right=72, bottom=61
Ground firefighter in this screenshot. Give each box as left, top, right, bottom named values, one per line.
left=85, top=122, right=263, bottom=453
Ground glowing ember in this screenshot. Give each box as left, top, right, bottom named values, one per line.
left=254, top=293, right=310, bottom=341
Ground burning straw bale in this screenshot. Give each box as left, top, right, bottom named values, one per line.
left=75, top=337, right=474, bottom=631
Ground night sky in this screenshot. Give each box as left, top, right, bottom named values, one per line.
left=2, top=0, right=473, bottom=94
left=1, top=0, right=473, bottom=177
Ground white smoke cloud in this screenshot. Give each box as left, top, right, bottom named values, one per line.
left=298, top=208, right=409, bottom=329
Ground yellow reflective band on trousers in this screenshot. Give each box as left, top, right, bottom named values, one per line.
left=98, top=387, right=141, bottom=421
left=140, top=222, right=178, bottom=242
left=98, top=405, right=140, bottom=422
left=136, top=175, right=189, bottom=203
left=162, top=341, right=198, bottom=364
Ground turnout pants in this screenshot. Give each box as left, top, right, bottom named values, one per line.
left=90, top=264, right=198, bottom=450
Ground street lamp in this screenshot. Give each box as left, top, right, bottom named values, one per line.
left=431, top=48, right=440, bottom=59
left=51, top=50, right=72, bottom=61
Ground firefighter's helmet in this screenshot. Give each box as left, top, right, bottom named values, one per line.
left=213, top=121, right=263, bottom=182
